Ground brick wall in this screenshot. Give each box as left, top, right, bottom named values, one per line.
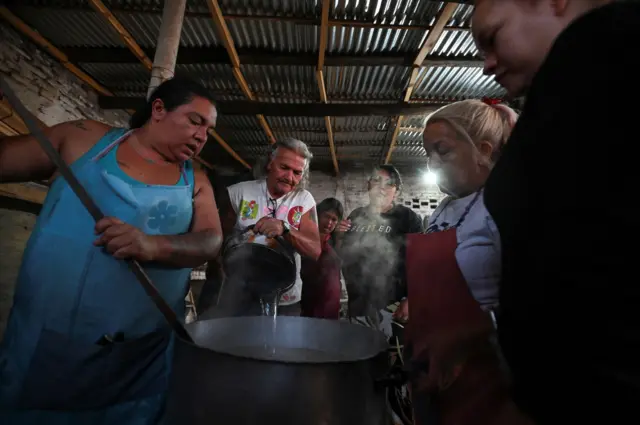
left=0, top=22, right=128, bottom=339
left=0, top=23, right=129, bottom=127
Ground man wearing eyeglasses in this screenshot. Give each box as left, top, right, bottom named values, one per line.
left=336, top=165, right=424, bottom=334
left=215, top=138, right=321, bottom=316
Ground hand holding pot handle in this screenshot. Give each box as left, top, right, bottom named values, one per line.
left=244, top=224, right=292, bottom=251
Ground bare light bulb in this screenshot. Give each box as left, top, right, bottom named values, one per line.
left=423, top=171, right=437, bottom=185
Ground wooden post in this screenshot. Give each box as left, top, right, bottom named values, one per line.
left=147, top=0, right=187, bottom=99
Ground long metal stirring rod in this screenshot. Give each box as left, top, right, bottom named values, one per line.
left=0, top=76, right=194, bottom=344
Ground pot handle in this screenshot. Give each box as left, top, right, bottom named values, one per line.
left=244, top=224, right=292, bottom=251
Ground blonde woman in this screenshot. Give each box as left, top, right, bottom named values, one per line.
left=403, top=99, right=531, bottom=425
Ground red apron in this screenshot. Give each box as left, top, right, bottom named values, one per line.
left=406, top=224, right=511, bottom=424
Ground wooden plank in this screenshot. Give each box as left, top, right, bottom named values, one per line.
left=316, top=70, right=328, bottom=104
left=385, top=2, right=459, bottom=163
left=0, top=6, right=247, bottom=170
left=204, top=0, right=241, bottom=69
left=414, top=3, right=460, bottom=67
left=324, top=116, right=339, bottom=176
left=232, top=68, right=254, bottom=101
left=384, top=116, right=403, bottom=164
left=0, top=182, right=48, bottom=204
left=256, top=115, right=276, bottom=144
left=87, top=0, right=153, bottom=70
left=204, top=0, right=275, bottom=146
left=208, top=129, right=251, bottom=169
left=317, top=0, right=330, bottom=70
left=316, top=0, right=338, bottom=176
left=0, top=7, right=113, bottom=97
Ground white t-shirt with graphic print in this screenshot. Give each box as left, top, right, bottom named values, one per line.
left=227, top=179, right=317, bottom=305
left=427, top=189, right=501, bottom=309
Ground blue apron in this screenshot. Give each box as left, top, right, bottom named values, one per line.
left=0, top=128, right=194, bottom=424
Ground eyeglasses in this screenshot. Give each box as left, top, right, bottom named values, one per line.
left=369, top=176, right=396, bottom=188
left=267, top=197, right=278, bottom=218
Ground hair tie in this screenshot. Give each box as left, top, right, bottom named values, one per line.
left=481, top=98, right=517, bottom=128
left=481, top=97, right=502, bottom=106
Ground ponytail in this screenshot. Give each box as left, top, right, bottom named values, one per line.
left=129, top=103, right=153, bottom=129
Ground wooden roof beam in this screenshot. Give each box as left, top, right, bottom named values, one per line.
left=316, top=0, right=339, bottom=176
left=384, top=2, right=459, bottom=164
left=0, top=5, right=247, bottom=170
left=87, top=0, right=153, bottom=71
left=0, top=6, right=112, bottom=97
left=87, top=0, right=246, bottom=170
left=205, top=0, right=276, bottom=145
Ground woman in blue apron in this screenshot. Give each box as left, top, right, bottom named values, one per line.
left=0, top=77, right=223, bottom=424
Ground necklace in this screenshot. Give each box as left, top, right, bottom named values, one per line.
left=127, top=134, right=173, bottom=166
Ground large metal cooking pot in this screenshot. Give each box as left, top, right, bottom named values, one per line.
left=163, top=316, right=390, bottom=425
left=222, top=225, right=297, bottom=297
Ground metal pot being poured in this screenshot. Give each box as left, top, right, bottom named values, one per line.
left=162, top=316, right=390, bottom=425
left=221, top=225, right=297, bottom=300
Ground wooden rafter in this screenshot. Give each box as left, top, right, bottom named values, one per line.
left=87, top=0, right=153, bottom=70
left=84, top=0, right=249, bottom=170
left=384, top=3, right=459, bottom=164
left=0, top=98, right=50, bottom=204
left=204, top=0, right=276, bottom=145
left=0, top=6, right=249, bottom=170
left=0, top=6, right=111, bottom=97
left=316, top=0, right=339, bottom=176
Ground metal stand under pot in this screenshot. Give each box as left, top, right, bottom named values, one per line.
left=163, top=316, right=390, bottom=425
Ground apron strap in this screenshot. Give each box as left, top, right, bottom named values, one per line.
left=92, top=129, right=134, bottom=162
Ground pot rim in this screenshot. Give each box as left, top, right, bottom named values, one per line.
left=177, top=316, right=390, bottom=365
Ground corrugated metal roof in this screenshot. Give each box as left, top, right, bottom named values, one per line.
left=397, top=130, right=424, bottom=146
left=175, top=64, right=239, bottom=96
left=332, top=0, right=440, bottom=25
left=334, top=130, right=387, bottom=145
left=112, top=11, right=224, bottom=49
left=11, top=5, right=124, bottom=47
left=241, top=64, right=317, bottom=99
left=79, top=62, right=149, bottom=89
left=266, top=116, right=325, bottom=131
left=217, top=115, right=263, bottom=131
left=325, top=65, right=409, bottom=100
left=432, top=29, right=478, bottom=57
left=227, top=19, right=318, bottom=52
left=328, top=26, right=422, bottom=55
left=402, top=114, right=430, bottom=128
left=413, top=66, right=505, bottom=100
left=392, top=145, right=426, bottom=157
left=333, top=116, right=390, bottom=132
left=2, top=0, right=512, bottom=170
left=218, top=0, right=318, bottom=17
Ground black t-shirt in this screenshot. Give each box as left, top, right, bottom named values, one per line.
left=340, top=204, right=423, bottom=314
left=483, top=3, right=640, bottom=423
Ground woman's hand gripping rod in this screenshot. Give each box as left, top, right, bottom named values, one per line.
left=0, top=76, right=194, bottom=344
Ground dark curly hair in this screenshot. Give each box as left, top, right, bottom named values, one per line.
left=317, top=197, right=344, bottom=222
left=129, top=77, right=216, bottom=129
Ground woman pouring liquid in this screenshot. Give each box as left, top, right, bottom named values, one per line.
left=0, top=77, right=223, bottom=424
left=404, top=100, right=532, bottom=424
